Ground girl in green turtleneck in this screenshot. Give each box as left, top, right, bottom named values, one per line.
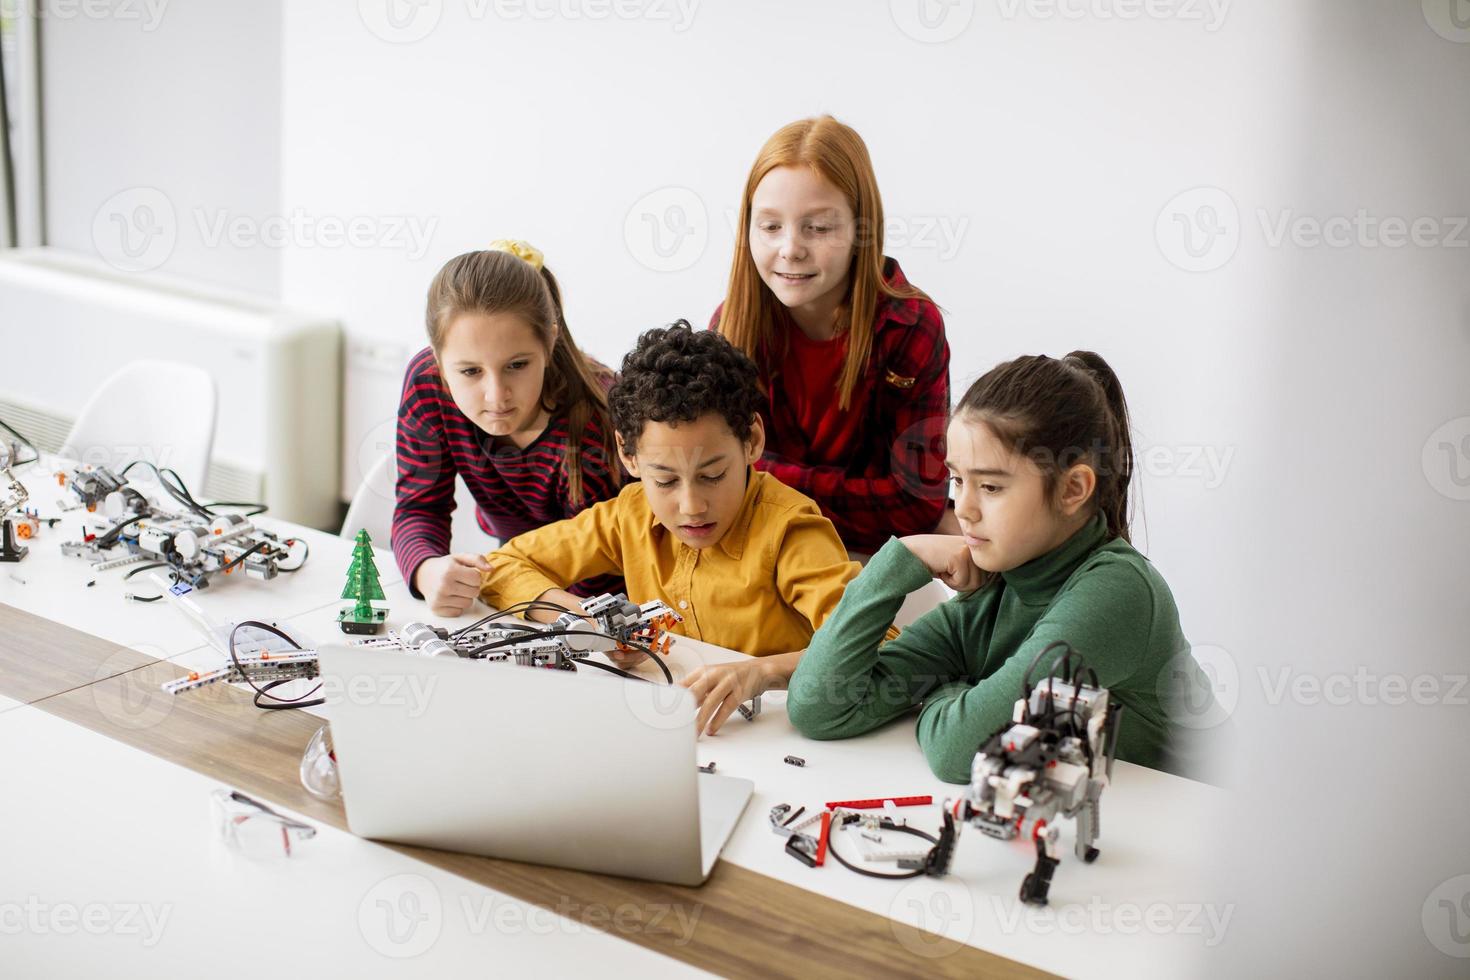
left=786, top=351, right=1220, bottom=783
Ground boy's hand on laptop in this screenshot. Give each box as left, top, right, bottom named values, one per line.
left=416, top=553, right=493, bottom=618
left=900, top=534, right=985, bottom=592
left=682, top=651, right=801, bottom=736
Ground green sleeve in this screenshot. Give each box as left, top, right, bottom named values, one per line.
left=787, top=538, right=970, bottom=740
left=916, top=555, right=1158, bottom=782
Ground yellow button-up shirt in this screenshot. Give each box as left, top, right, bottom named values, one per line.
left=479, top=470, right=864, bottom=657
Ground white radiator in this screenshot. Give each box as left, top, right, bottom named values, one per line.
left=0, top=248, right=342, bottom=529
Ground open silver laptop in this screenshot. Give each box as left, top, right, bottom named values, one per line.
left=317, top=646, right=753, bottom=886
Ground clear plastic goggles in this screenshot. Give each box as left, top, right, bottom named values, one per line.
left=210, top=789, right=316, bottom=858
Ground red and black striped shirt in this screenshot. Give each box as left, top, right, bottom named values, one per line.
left=392, top=347, right=622, bottom=597
left=710, top=257, right=951, bottom=553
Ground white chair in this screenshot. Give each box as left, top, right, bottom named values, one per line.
left=342, top=454, right=498, bottom=560
left=61, top=359, right=217, bottom=492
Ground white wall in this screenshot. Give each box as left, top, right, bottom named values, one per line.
left=278, top=0, right=1284, bottom=685
left=41, top=0, right=282, bottom=298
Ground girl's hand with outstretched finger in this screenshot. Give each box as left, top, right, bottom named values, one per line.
left=681, top=651, right=802, bottom=736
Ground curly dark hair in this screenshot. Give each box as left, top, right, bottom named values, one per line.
left=609, top=320, right=764, bottom=454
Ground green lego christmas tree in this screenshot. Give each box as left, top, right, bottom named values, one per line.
left=338, top=528, right=388, bottom=634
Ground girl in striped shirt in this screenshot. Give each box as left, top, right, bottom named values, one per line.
left=393, top=241, right=622, bottom=616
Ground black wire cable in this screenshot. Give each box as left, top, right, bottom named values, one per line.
left=0, top=417, right=40, bottom=467
left=211, top=540, right=269, bottom=577
left=466, top=628, right=674, bottom=684
left=449, top=599, right=578, bottom=638
left=277, top=537, right=309, bottom=572
left=228, top=620, right=322, bottom=710
left=95, top=512, right=148, bottom=547
left=824, top=812, right=944, bottom=880
left=574, top=658, right=654, bottom=683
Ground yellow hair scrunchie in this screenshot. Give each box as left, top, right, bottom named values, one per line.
left=487, top=238, right=545, bottom=271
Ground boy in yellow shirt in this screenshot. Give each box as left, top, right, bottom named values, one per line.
left=480, top=321, right=867, bottom=734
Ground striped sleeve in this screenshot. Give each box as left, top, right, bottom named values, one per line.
left=391, top=351, right=457, bottom=597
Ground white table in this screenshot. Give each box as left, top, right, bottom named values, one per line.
left=3, top=454, right=1230, bottom=977
left=0, top=702, right=706, bottom=978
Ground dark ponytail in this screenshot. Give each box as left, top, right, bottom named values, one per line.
left=535, top=266, right=620, bottom=506
left=955, top=350, right=1133, bottom=542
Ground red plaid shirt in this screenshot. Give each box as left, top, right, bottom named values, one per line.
left=710, top=258, right=950, bottom=553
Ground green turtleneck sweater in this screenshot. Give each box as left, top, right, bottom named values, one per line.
left=787, top=516, right=1216, bottom=783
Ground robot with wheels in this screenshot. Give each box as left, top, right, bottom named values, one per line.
left=1, top=466, right=30, bottom=562
left=947, top=641, right=1125, bottom=906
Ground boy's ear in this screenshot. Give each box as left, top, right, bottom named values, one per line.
left=744, top=413, right=766, bottom=463
left=615, top=431, right=640, bottom=478
left=1056, top=463, right=1097, bottom=516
